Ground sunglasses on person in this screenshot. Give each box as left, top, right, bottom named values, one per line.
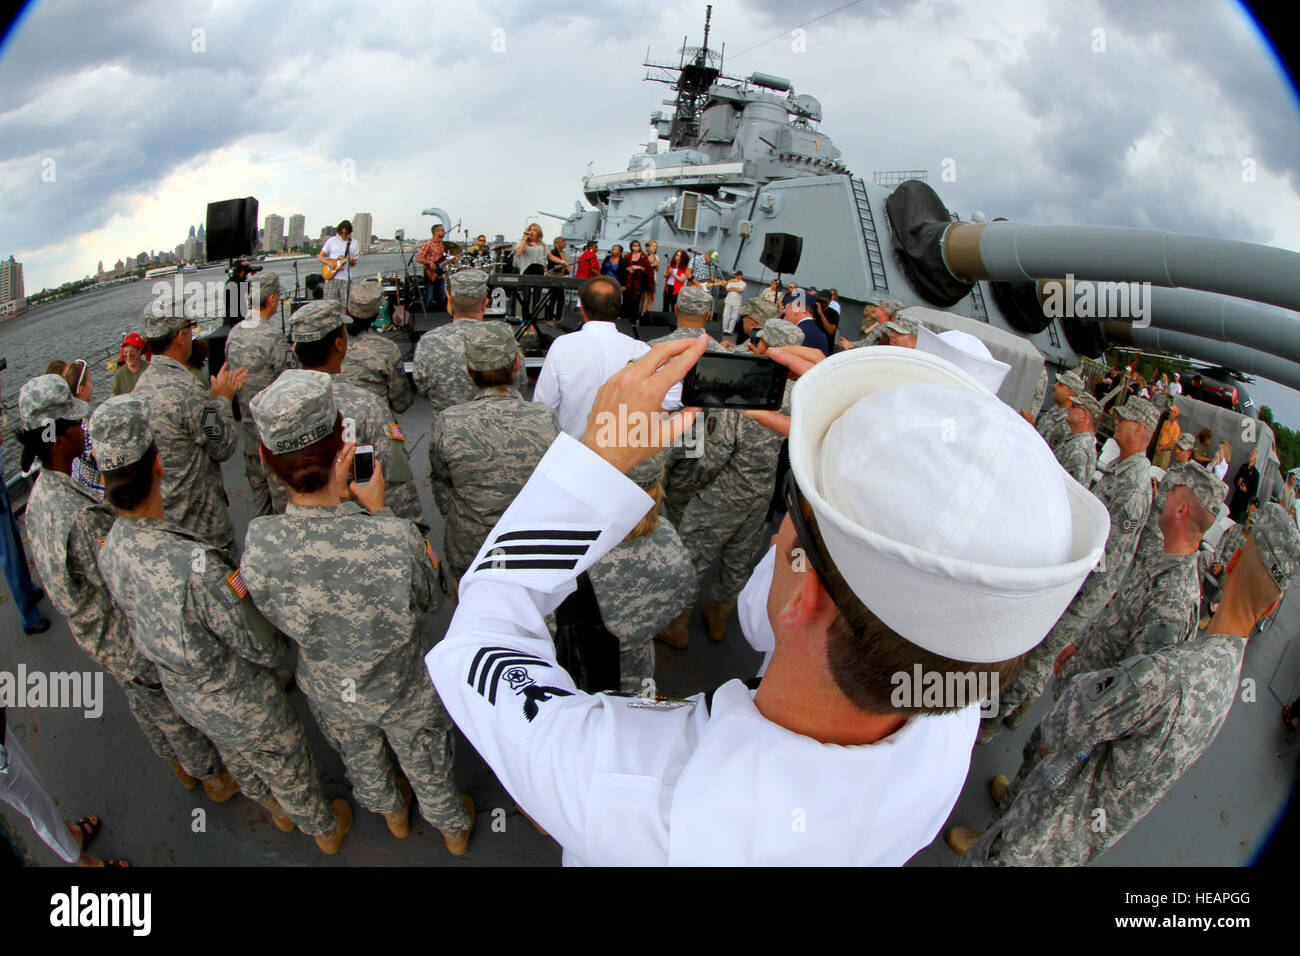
left=782, top=470, right=836, bottom=597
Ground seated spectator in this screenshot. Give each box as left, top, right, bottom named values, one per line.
left=1192, top=428, right=1214, bottom=467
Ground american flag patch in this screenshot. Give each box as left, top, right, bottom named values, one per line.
left=424, top=539, right=439, bottom=569
left=227, top=569, right=249, bottom=598
left=389, top=423, right=406, bottom=441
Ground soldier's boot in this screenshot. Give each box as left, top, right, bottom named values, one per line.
left=1002, top=703, right=1029, bottom=731
left=990, top=774, right=1010, bottom=805
left=976, top=715, right=1002, bottom=745
left=654, top=609, right=692, bottom=650
left=702, top=603, right=734, bottom=643
left=515, top=802, right=549, bottom=838
left=945, top=826, right=984, bottom=855
left=201, top=769, right=241, bottom=804
left=442, top=794, right=476, bottom=857
left=260, top=798, right=296, bottom=833
left=170, top=762, right=198, bottom=791
left=315, top=799, right=354, bottom=855
left=384, top=778, right=413, bottom=839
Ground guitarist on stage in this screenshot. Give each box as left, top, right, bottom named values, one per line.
left=317, top=219, right=359, bottom=302
left=416, top=223, right=449, bottom=314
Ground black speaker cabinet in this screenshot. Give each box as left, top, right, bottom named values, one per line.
left=760, top=232, right=803, bottom=274
left=205, top=197, right=258, bottom=261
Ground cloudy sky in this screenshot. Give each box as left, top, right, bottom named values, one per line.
left=2, top=0, right=1299, bottom=413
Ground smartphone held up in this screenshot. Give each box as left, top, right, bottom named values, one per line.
left=681, top=351, right=787, bottom=411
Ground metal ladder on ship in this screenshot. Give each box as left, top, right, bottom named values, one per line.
left=850, top=176, right=890, bottom=293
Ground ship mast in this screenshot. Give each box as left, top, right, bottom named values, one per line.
left=643, top=5, right=739, bottom=150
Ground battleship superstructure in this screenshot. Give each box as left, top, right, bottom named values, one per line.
left=556, top=8, right=1300, bottom=400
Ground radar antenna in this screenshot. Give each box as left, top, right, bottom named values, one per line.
left=642, top=5, right=741, bottom=150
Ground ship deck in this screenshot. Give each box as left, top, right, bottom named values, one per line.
left=2, top=315, right=1297, bottom=867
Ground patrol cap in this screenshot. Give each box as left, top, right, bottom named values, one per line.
left=463, top=321, right=517, bottom=372
left=755, top=319, right=804, bottom=348
left=1175, top=432, right=1195, bottom=451
left=1250, top=502, right=1300, bottom=591
left=250, top=273, right=280, bottom=303
left=1162, top=461, right=1228, bottom=513
left=868, top=296, right=906, bottom=316
left=1055, top=370, right=1086, bottom=395
left=18, top=374, right=89, bottom=432
left=915, top=327, right=1011, bottom=394
left=741, top=297, right=777, bottom=324
left=291, top=300, right=345, bottom=343
left=627, top=450, right=667, bottom=490
left=141, top=299, right=194, bottom=338
left=676, top=284, right=713, bottom=316
left=249, top=369, right=338, bottom=455
left=1069, top=391, right=1103, bottom=421
left=347, top=280, right=382, bottom=319
left=881, top=316, right=918, bottom=337
left=1114, top=396, right=1159, bottom=431
left=449, top=269, right=489, bottom=301
left=89, top=395, right=154, bottom=471
left=787, top=347, right=1109, bottom=663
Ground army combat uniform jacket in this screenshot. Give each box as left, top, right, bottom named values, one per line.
left=25, top=469, right=220, bottom=778
left=991, top=451, right=1152, bottom=732
left=965, top=633, right=1244, bottom=866
left=1053, top=431, right=1097, bottom=488
left=133, top=355, right=240, bottom=554
left=242, top=502, right=468, bottom=831
left=426, top=433, right=978, bottom=865
left=429, top=386, right=559, bottom=582
left=412, top=319, right=527, bottom=417
left=342, top=330, right=414, bottom=414
left=225, top=314, right=297, bottom=517
left=98, top=515, right=334, bottom=834
left=678, top=381, right=792, bottom=605
left=1056, top=551, right=1201, bottom=686
left=1035, top=404, right=1071, bottom=451
left=587, top=517, right=697, bottom=694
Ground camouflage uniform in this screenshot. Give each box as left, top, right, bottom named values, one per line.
left=99, top=516, right=334, bottom=833
left=1053, top=431, right=1097, bottom=487
left=342, top=330, right=414, bottom=415
left=588, top=515, right=697, bottom=694
left=1126, top=462, right=1226, bottom=590
left=412, top=319, right=526, bottom=417
left=987, top=448, right=1152, bottom=736
left=225, top=313, right=296, bottom=518
left=1054, top=551, right=1201, bottom=688
left=647, top=325, right=726, bottom=527
left=1034, top=404, right=1071, bottom=452
left=962, top=633, right=1245, bottom=866
left=242, top=502, right=469, bottom=831
left=1203, top=520, right=1246, bottom=607
left=133, top=354, right=239, bottom=556
left=678, top=381, right=792, bottom=606
left=20, top=391, right=222, bottom=780
left=1029, top=366, right=1049, bottom=421
left=430, top=386, right=559, bottom=582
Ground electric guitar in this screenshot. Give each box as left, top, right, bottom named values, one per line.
left=321, top=240, right=355, bottom=280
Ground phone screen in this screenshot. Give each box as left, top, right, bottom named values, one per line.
left=352, top=445, right=375, bottom=484
left=681, top=352, right=786, bottom=410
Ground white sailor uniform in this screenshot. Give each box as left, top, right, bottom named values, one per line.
left=426, top=433, right=978, bottom=866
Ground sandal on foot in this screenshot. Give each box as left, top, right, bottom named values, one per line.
left=74, top=816, right=101, bottom=852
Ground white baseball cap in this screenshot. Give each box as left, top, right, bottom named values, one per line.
left=915, top=326, right=1012, bottom=395
left=788, top=346, right=1109, bottom=663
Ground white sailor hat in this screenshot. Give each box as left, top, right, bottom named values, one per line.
left=787, top=346, right=1109, bottom=663
left=915, top=326, right=1012, bottom=395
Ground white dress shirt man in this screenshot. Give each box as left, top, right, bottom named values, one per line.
left=534, top=276, right=679, bottom=437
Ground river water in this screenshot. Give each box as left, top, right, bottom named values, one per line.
left=0, top=253, right=418, bottom=479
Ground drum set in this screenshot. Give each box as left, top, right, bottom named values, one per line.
left=441, top=241, right=514, bottom=274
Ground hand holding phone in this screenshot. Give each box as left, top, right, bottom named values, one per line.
left=681, top=351, right=787, bottom=411
left=352, top=444, right=375, bottom=484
